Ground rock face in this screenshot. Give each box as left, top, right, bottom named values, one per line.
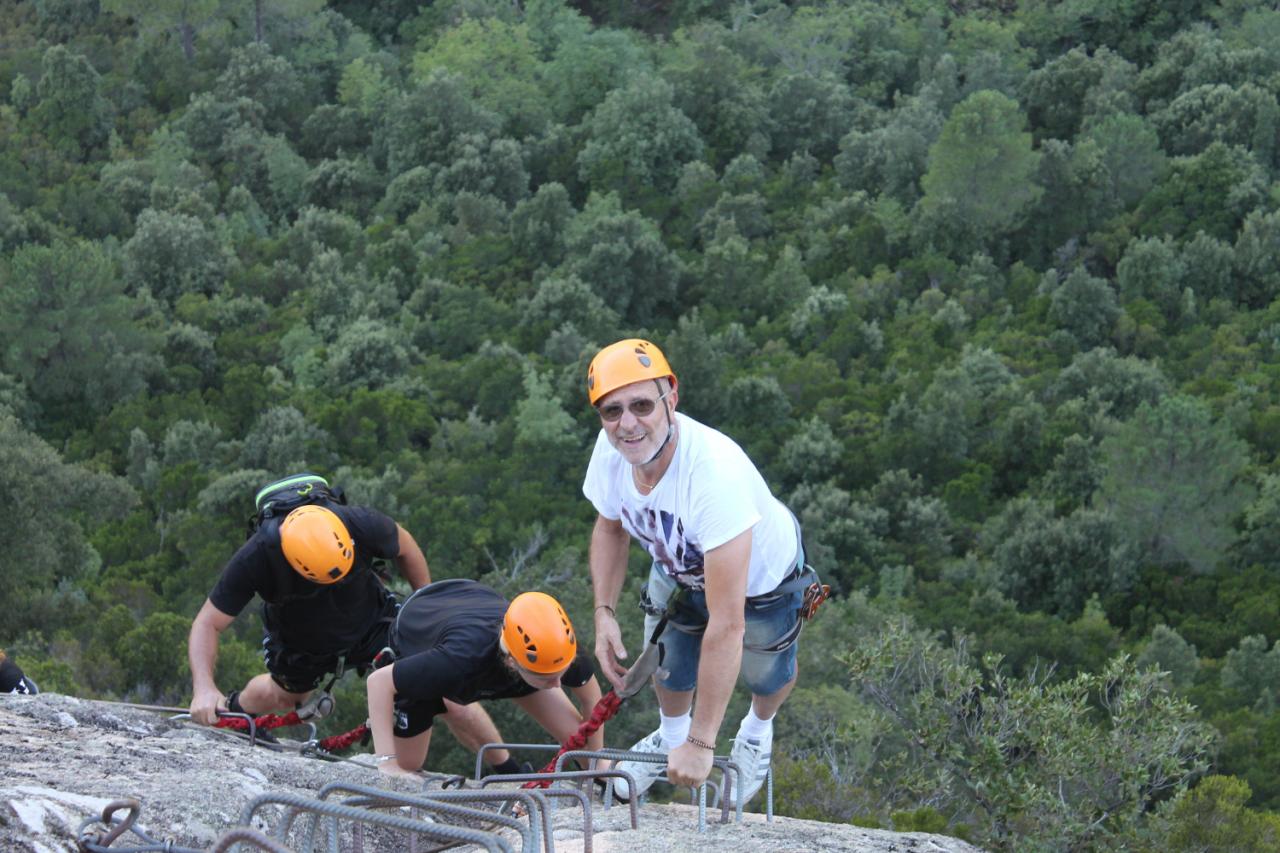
left=1, top=693, right=985, bottom=852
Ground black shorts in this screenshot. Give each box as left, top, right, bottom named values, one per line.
left=392, top=694, right=448, bottom=739
left=262, top=593, right=398, bottom=694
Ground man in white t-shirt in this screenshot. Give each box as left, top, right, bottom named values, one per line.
left=584, top=338, right=807, bottom=805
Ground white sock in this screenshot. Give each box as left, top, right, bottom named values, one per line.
left=738, top=707, right=774, bottom=741
left=659, top=711, right=691, bottom=749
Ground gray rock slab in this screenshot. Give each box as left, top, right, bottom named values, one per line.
left=0, top=693, right=984, bottom=852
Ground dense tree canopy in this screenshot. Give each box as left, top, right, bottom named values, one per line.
left=5, top=0, right=1280, bottom=846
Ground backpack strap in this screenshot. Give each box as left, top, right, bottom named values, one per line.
left=256, top=473, right=332, bottom=514
left=246, top=473, right=345, bottom=538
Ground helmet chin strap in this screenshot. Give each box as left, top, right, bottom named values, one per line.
left=641, top=381, right=676, bottom=466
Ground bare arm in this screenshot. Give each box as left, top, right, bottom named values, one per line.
left=589, top=514, right=632, bottom=691
left=393, top=524, right=431, bottom=590
left=569, top=675, right=606, bottom=752
left=667, top=528, right=751, bottom=787
left=688, top=528, right=749, bottom=743
left=188, top=598, right=236, bottom=725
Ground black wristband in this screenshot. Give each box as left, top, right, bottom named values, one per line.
left=686, top=735, right=715, bottom=751
left=595, top=604, right=616, bottom=616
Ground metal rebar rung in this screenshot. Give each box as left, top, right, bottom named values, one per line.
left=241, top=791, right=512, bottom=853
left=475, top=741, right=562, bottom=781
left=555, top=749, right=731, bottom=833
left=477, top=777, right=593, bottom=853
left=315, top=782, right=534, bottom=852
left=210, top=827, right=294, bottom=853
left=415, top=788, right=556, bottom=853
left=76, top=799, right=206, bottom=853
left=484, top=769, right=639, bottom=830
left=316, top=778, right=535, bottom=845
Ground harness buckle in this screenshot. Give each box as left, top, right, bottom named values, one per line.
left=296, top=690, right=335, bottom=721
left=799, top=582, right=831, bottom=621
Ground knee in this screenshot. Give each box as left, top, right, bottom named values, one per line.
left=245, top=674, right=307, bottom=711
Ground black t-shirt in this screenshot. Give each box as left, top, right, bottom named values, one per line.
left=208, top=503, right=401, bottom=652
left=390, top=579, right=594, bottom=706
left=0, top=656, right=36, bottom=694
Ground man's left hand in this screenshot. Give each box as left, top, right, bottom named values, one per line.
left=666, top=740, right=715, bottom=788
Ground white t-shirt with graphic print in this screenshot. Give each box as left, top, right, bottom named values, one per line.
left=583, top=412, right=797, bottom=598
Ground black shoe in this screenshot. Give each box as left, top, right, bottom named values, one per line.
left=223, top=691, right=278, bottom=744
left=249, top=726, right=279, bottom=744
left=492, top=758, right=536, bottom=776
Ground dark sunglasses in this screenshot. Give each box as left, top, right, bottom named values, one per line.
left=596, top=391, right=669, bottom=422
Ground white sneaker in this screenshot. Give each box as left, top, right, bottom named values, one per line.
left=611, top=728, right=669, bottom=802
left=729, top=727, right=773, bottom=806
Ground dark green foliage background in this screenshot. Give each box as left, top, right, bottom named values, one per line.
left=4, top=0, right=1280, bottom=847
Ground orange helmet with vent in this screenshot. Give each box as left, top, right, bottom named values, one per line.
left=586, top=339, right=676, bottom=405
left=279, top=505, right=354, bottom=585
left=502, top=592, right=577, bottom=674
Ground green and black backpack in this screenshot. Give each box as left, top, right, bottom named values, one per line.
left=247, top=472, right=347, bottom=538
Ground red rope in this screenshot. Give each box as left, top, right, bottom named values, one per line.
left=214, top=711, right=302, bottom=731
left=522, top=691, right=623, bottom=789
left=211, top=691, right=622, bottom=772
left=319, top=723, right=369, bottom=752
left=215, top=712, right=369, bottom=754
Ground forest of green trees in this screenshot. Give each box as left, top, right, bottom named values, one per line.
left=5, top=0, right=1280, bottom=848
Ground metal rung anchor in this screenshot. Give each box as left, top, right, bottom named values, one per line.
left=241, top=791, right=512, bottom=853
left=315, top=782, right=534, bottom=852
left=556, top=748, right=751, bottom=832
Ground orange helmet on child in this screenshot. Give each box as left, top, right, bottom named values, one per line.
left=586, top=339, right=676, bottom=405
left=279, top=505, right=354, bottom=584
left=502, top=592, right=577, bottom=673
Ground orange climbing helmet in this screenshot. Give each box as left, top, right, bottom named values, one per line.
left=586, top=339, right=676, bottom=405
left=502, top=592, right=577, bottom=673
left=279, top=505, right=354, bottom=584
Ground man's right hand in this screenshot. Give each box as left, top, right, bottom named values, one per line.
left=190, top=685, right=227, bottom=726
left=593, top=610, right=629, bottom=692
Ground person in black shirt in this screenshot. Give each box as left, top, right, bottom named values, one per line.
left=0, top=649, right=38, bottom=695
left=187, top=501, right=512, bottom=769
left=367, top=580, right=603, bottom=776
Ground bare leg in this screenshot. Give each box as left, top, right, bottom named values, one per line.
left=750, top=665, right=798, bottom=720
left=439, top=698, right=510, bottom=766
left=512, top=690, right=583, bottom=742
left=512, top=690, right=602, bottom=769
left=394, top=728, right=432, bottom=773
left=652, top=682, right=695, bottom=717
left=236, top=673, right=310, bottom=715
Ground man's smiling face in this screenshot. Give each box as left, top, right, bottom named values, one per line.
left=597, top=379, right=676, bottom=466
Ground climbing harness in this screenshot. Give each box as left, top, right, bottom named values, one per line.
left=640, top=564, right=830, bottom=652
